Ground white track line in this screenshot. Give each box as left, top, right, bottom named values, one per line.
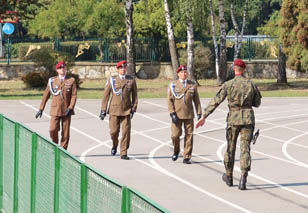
left=282, top=133, right=308, bottom=169
left=20, top=100, right=252, bottom=212
left=216, top=142, right=308, bottom=199
left=145, top=101, right=308, bottom=200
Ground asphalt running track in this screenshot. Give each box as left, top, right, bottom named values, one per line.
left=1, top=97, right=308, bottom=213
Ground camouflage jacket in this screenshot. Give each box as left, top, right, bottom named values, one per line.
left=203, top=76, right=262, bottom=125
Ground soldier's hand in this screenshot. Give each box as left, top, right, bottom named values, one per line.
left=195, top=117, right=205, bottom=128
left=170, top=112, right=178, bottom=124
left=99, top=110, right=107, bottom=120
left=197, top=114, right=201, bottom=120
left=65, top=109, right=73, bottom=117
left=35, top=110, right=43, bottom=119
left=130, top=111, right=135, bottom=119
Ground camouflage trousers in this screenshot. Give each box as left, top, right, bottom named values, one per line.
left=224, top=124, right=254, bottom=176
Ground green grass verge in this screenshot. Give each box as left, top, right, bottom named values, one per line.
left=1, top=79, right=308, bottom=100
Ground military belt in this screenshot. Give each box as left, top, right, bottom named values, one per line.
left=229, top=106, right=252, bottom=111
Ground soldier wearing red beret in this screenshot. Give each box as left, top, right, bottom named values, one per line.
left=100, top=60, right=138, bottom=160
left=168, top=65, right=202, bottom=164
left=196, top=59, right=262, bottom=190
left=35, top=61, right=77, bottom=150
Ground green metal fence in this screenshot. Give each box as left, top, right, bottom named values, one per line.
left=0, top=114, right=169, bottom=213
left=0, top=36, right=278, bottom=64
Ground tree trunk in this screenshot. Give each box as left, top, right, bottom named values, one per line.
left=231, top=0, right=248, bottom=60
left=186, top=12, right=196, bottom=83
left=125, top=0, right=136, bottom=76
left=237, top=0, right=248, bottom=59
left=209, top=0, right=219, bottom=80
left=0, top=23, right=3, bottom=58
left=277, top=44, right=287, bottom=84
left=164, top=0, right=179, bottom=80
left=218, top=0, right=227, bottom=85
left=230, top=1, right=239, bottom=60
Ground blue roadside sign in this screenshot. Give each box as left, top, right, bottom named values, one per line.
left=2, top=23, right=15, bottom=35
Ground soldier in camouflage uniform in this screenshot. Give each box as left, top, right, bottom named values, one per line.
left=196, top=59, right=262, bottom=190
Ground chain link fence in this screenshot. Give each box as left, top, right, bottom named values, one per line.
left=0, top=114, right=169, bottom=213
left=0, top=36, right=278, bottom=64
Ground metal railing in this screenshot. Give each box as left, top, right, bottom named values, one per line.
left=0, top=114, right=169, bottom=213
left=0, top=36, right=279, bottom=64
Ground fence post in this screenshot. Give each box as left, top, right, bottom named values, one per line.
left=13, top=123, right=20, bottom=213
left=7, top=37, right=11, bottom=65
left=103, top=38, right=109, bottom=62
left=0, top=114, right=3, bottom=211
left=54, top=148, right=60, bottom=213
left=81, top=164, right=88, bottom=213
left=121, top=186, right=131, bottom=213
left=30, top=133, right=38, bottom=213
left=248, top=37, right=252, bottom=61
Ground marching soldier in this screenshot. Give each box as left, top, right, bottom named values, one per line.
left=100, top=60, right=138, bottom=160
left=196, top=59, right=262, bottom=190
left=35, top=61, right=77, bottom=150
left=168, top=65, right=202, bottom=164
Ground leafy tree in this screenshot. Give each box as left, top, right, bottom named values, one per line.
left=280, top=0, right=308, bottom=72
left=28, top=0, right=124, bottom=38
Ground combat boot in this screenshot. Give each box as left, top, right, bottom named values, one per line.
left=111, top=148, right=117, bottom=156
left=222, top=173, right=233, bottom=187
left=238, top=173, right=248, bottom=190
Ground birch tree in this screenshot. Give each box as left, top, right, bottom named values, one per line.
left=209, top=0, right=219, bottom=81
left=218, top=0, right=227, bottom=85
left=185, top=2, right=196, bottom=83
left=163, top=0, right=179, bottom=79
left=230, top=0, right=248, bottom=60
left=125, top=0, right=136, bottom=75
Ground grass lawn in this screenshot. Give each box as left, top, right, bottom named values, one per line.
left=1, top=78, right=308, bottom=99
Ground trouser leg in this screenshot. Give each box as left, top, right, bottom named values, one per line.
left=171, top=120, right=183, bottom=155
left=49, top=116, right=60, bottom=145
left=60, top=116, right=71, bottom=150
left=240, top=125, right=254, bottom=175
left=109, top=115, right=121, bottom=150
left=224, top=125, right=240, bottom=176
left=183, top=119, right=194, bottom=160
left=120, top=115, right=131, bottom=156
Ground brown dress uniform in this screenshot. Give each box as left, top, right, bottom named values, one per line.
left=39, top=76, right=77, bottom=150
left=101, top=75, right=138, bottom=156
left=168, top=79, right=202, bottom=160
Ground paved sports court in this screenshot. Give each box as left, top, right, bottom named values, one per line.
left=1, top=97, right=308, bottom=212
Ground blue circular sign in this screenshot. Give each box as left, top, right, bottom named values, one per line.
left=2, top=23, right=15, bottom=35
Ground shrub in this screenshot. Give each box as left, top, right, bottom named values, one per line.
left=22, top=48, right=82, bottom=88
left=179, top=45, right=214, bottom=79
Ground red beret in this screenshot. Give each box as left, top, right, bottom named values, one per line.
left=234, top=59, right=246, bottom=69
left=116, top=60, right=127, bottom=69
left=177, top=65, right=187, bottom=73
left=56, top=61, right=66, bottom=69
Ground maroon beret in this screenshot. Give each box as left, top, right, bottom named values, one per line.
left=234, top=59, right=246, bottom=69
left=177, top=65, right=187, bottom=73
left=116, top=60, right=127, bottom=69
left=56, top=61, right=66, bottom=69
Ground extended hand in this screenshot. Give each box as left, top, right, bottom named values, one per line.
left=195, top=117, right=205, bottom=128
left=170, top=112, right=178, bottom=124
left=99, top=110, right=107, bottom=120
left=65, top=109, right=73, bottom=117
left=35, top=110, right=43, bottom=119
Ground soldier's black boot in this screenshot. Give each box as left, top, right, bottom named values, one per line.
left=238, top=174, right=247, bottom=190
left=111, top=148, right=117, bottom=156
left=222, top=173, right=233, bottom=187
left=121, top=155, right=130, bottom=160
left=183, top=159, right=192, bottom=164
left=172, top=154, right=178, bottom=161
